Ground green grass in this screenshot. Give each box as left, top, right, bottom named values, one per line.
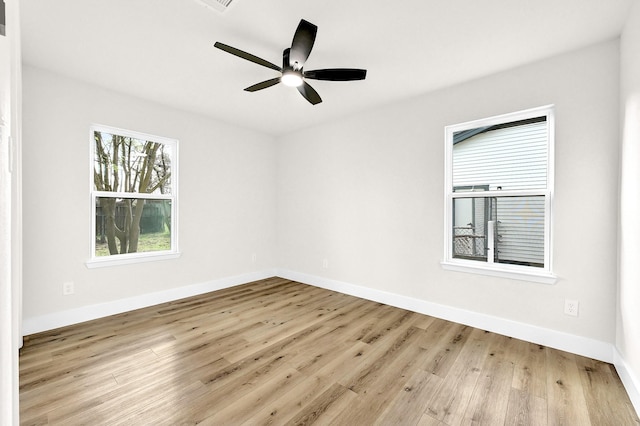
left=95, top=228, right=171, bottom=257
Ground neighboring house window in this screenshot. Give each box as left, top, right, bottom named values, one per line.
left=442, top=105, right=555, bottom=283
left=88, top=124, right=179, bottom=267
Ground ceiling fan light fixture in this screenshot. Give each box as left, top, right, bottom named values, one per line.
left=214, top=19, right=366, bottom=105
left=281, top=70, right=303, bottom=87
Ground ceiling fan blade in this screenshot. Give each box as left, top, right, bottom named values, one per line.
left=297, top=81, right=322, bottom=105
left=290, top=19, right=317, bottom=67
left=244, top=78, right=282, bottom=92
left=214, top=42, right=282, bottom=72
left=283, top=48, right=291, bottom=69
left=304, top=68, right=367, bottom=81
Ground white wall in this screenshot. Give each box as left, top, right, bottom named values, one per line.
left=21, top=66, right=277, bottom=328
left=618, top=0, right=640, bottom=411
left=278, top=40, right=620, bottom=346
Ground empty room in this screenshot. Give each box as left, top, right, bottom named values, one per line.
left=2, top=0, right=640, bottom=424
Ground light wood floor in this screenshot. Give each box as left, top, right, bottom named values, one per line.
left=20, top=277, right=639, bottom=425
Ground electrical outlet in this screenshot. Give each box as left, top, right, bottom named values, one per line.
left=564, top=299, right=579, bottom=317
left=63, top=281, right=75, bottom=295
left=322, top=258, right=329, bottom=269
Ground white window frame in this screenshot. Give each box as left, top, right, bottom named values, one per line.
left=86, top=124, right=180, bottom=268
left=441, top=105, right=556, bottom=284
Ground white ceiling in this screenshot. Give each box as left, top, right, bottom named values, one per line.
left=20, top=0, right=633, bottom=136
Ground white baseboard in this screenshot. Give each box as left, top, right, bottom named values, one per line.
left=22, top=269, right=277, bottom=336
left=614, top=348, right=640, bottom=417
left=276, top=269, right=614, bottom=363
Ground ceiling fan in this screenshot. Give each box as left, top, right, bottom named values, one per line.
left=214, top=19, right=367, bottom=105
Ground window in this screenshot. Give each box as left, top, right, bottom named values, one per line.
left=0, top=0, right=5, bottom=36
left=442, top=106, right=555, bottom=283
left=88, top=125, right=179, bottom=267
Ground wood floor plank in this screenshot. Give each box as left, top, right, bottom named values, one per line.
left=424, top=328, right=495, bottom=425
left=358, top=305, right=415, bottom=344
left=199, top=367, right=305, bottom=425
left=418, top=320, right=474, bottom=378
left=19, top=332, right=177, bottom=395
left=374, top=369, right=444, bottom=425
left=221, top=296, right=366, bottom=364
left=418, top=413, right=448, bottom=426
left=282, top=383, right=358, bottom=426
left=462, top=333, right=516, bottom=425
left=413, top=313, right=437, bottom=330
left=19, top=372, right=120, bottom=425
left=242, top=340, right=372, bottom=425
left=502, top=337, right=549, bottom=425
left=545, top=348, right=592, bottom=426
left=505, top=388, right=548, bottom=426
left=338, top=324, right=422, bottom=394
left=238, top=290, right=359, bottom=344
left=575, top=356, right=640, bottom=425
left=286, top=327, right=365, bottom=376
left=19, top=278, right=639, bottom=425
left=173, top=325, right=335, bottom=423
left=334, top=331, right=430, bottom=424
left=120, top=380, right=210, bottom=426
left=240, top=373, right=336, bottom=425
left=509, top=338, right=548, bottom=399
left=114, top=348, right=231, bottom=388
left=284, top=300, right=408, bottom=380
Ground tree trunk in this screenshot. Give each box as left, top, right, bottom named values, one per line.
left=101, top=198, right=120, bottom=255
left=162, top=200, right=171, bottom=232
left=128, top=199, right=145, bottom=253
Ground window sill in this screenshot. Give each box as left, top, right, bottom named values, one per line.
left=440, top=260, right=557, bottom=285
left=86, top=251, right=181, bottom=269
